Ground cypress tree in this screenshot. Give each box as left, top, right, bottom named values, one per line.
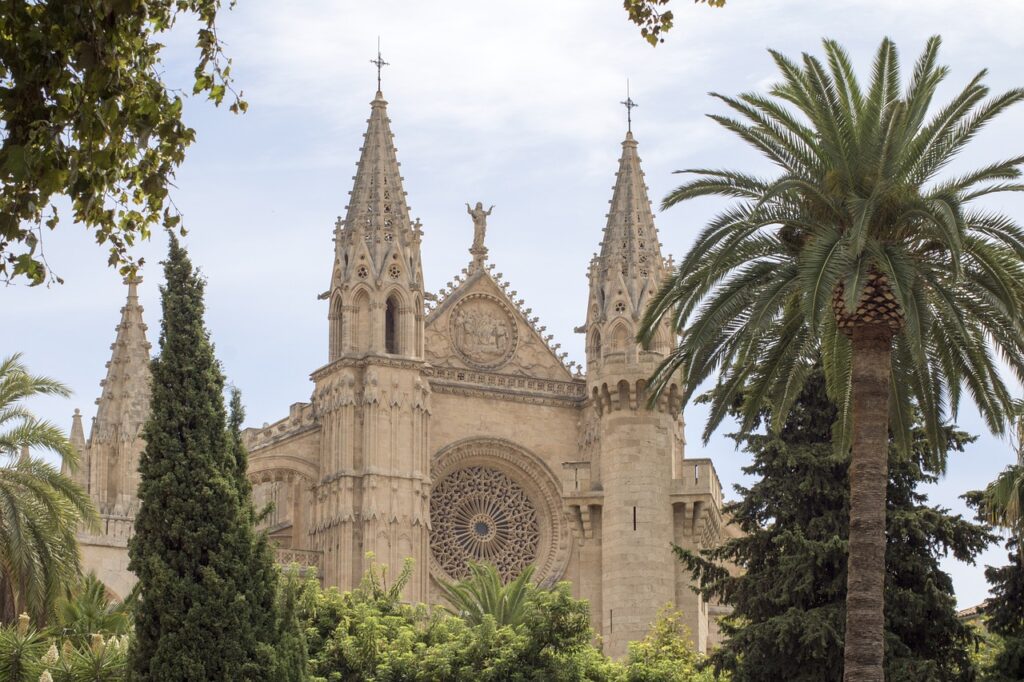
left=128, top=236, right=280, bottom=680
left=678, top=370, right=993, bottom=682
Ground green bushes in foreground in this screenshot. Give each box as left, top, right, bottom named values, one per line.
left=0, top=559, right=721, bottom=681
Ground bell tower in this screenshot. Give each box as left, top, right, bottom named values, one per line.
left=310, top=83, right=431, bottom=601
left=585, top=126, right=685, bottom=657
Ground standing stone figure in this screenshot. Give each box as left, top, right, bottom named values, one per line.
left=466, top=202, right=494, bottom=252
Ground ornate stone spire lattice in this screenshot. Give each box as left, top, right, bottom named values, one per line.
left=330, top=87, right=423, bottom=292
left=87, top=276, right=152, bottom=512
left=588, top=128, right=666, bottom=325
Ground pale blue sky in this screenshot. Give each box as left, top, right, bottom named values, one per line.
left=3, top=0, right=1023, bottom=607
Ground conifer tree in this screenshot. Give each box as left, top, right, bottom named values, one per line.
left=128, top=236, right=280, bottom=680
left=678, top=371, right=993, bottom=682
left=979, top=537, right=1024, bottom=681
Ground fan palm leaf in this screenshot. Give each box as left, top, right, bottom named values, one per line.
left=435, top=562, right=535, bottom=627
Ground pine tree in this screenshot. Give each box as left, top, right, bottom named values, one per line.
left=678, top=371, right=993, bottom=682
left=128, top=236, right=280, bottom=680
left=980, top=538, right=1024, bottom=681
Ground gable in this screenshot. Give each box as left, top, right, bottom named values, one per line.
left=425, top=269, right=575, bottom=382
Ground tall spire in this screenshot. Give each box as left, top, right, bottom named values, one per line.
left=326, top=86, right=425, bottom=363
left=93, top=277, right=152, bottom=433
left=588, top=130, right=666, bottom=327
left=87, top=276, right=152, bottom=512
left=330, top=88, right=423, bottom=293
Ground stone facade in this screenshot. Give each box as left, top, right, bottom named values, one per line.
left=71, top=89, right=731, bottom=656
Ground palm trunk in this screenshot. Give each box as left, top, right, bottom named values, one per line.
left=843, top=325, right=892, bottom=682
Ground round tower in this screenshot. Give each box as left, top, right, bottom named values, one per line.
left=585, top=130, right=684, bottom=657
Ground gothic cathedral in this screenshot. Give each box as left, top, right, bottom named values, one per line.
left=68, top=87, right=731, bottom=657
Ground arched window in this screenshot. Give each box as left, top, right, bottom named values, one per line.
left=352, top=290, right=370, bottom=352
left=329, top=295, right=344, bottom=362
left=385, top=296, right=400, bottom=354
left=611, top=323, right=631, bottom=353
left=590, top=329, right=602, bottom=357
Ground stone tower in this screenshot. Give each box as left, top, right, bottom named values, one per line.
left=68, top=276, right=152, bottom=514
left=310, top=88, right=431, bottom=601
left=584, top=130, right=684, bottom=657
left=67, top=276, right=152, bottom=599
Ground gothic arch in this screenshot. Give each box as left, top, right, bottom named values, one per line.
left=329, top=293, right=344, bottom=362
left=385, top=294, right=401, bottom=354
left=350, top=288, right=371, bottom=353
left=609, top=320, right=632, bottom=353
left=429, top=438, right=569, bottom=586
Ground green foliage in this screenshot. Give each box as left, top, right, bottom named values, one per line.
left=621, top=609, right=719, bottom=681
left=0, top=614, right=46, bottom=682
left=53, top=573, right=131, bottom=649
left=293, top=557, right=726, bottom=681
left=0, top=354, right=96, bottom=624
left=0, top=0, right=245, bottom=285
left=127, top=235, right=283, bottom=680
left=436, top=562, right=535, bottom=626
left=983, top=462, right=1024, bottom=533
left=623, top=1, right=725, bottom=46
left=977, top=538, right=1024, bottom=681
left=639, top=35, right=1024, bottom=463
left=677, top=371, right=992, bottom=681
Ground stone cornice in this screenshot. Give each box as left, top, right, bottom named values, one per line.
left=425, top=365, right=586, bottom=406
left=310, top=354, right=427, bottom=381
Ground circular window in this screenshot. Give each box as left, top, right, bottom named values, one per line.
left=388, top=264, right=401, bottom=279
left=429, top=439, right=568, bottom=585
left=431, top=466, right=539, bottom=581
left=614, top=301, right=627, bottom=314
left=356, top=265, right=369, bottom=279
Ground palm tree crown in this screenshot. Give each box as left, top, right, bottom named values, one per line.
left=642, top=35, right=1024, bottom=460
left=640, top=36, right=1024, bottom=681
left=0, top=354, right=96, bottom=624
left=436, top=563, right=535, bottom=627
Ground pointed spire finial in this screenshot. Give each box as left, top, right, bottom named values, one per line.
left=620, top=80, right=638, bottom=133
left=370, top=37, right=389, bottom=93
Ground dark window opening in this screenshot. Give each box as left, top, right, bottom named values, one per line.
left=632, top=506, right=637, bottom=531
left=385, top=297, right=399, bottom=354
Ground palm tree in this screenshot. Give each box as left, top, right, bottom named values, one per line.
left=0, top=354, right=96, bottom=624
left=639, top=37, right=1024, bottom=681
left=435, top=563, right=535, bottom=627
left=53, top=573, right=131, bottom=647
left=983, top=411, right=1024, bottom=541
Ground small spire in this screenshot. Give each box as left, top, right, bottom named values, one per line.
left=64, top=408, right=87, bottom=480
left=370, top=37, right=389, bottom=94
left=620, top=80, right=638, bottom=134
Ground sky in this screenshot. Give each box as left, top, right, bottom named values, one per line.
left=3, top=0, right=1024, bottom=608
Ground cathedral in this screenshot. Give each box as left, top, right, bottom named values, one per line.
left=66, top=85, right=732, bottom=657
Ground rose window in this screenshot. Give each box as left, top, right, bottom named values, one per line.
left=356, top=265, right=369, bottom=279
left=388, top=264, right=401, bottom=279
left=430, top=466, right=540, bottom=581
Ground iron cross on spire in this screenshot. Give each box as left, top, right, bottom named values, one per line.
left=620, top=80, right=638, bottom=133
left=370, top=37, right=389, bottom=92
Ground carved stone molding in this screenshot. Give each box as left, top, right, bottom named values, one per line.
left=429, top=438, right=569, bottom=585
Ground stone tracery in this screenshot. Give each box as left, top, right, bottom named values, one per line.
left=430, top=466, right=540, bottom=581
